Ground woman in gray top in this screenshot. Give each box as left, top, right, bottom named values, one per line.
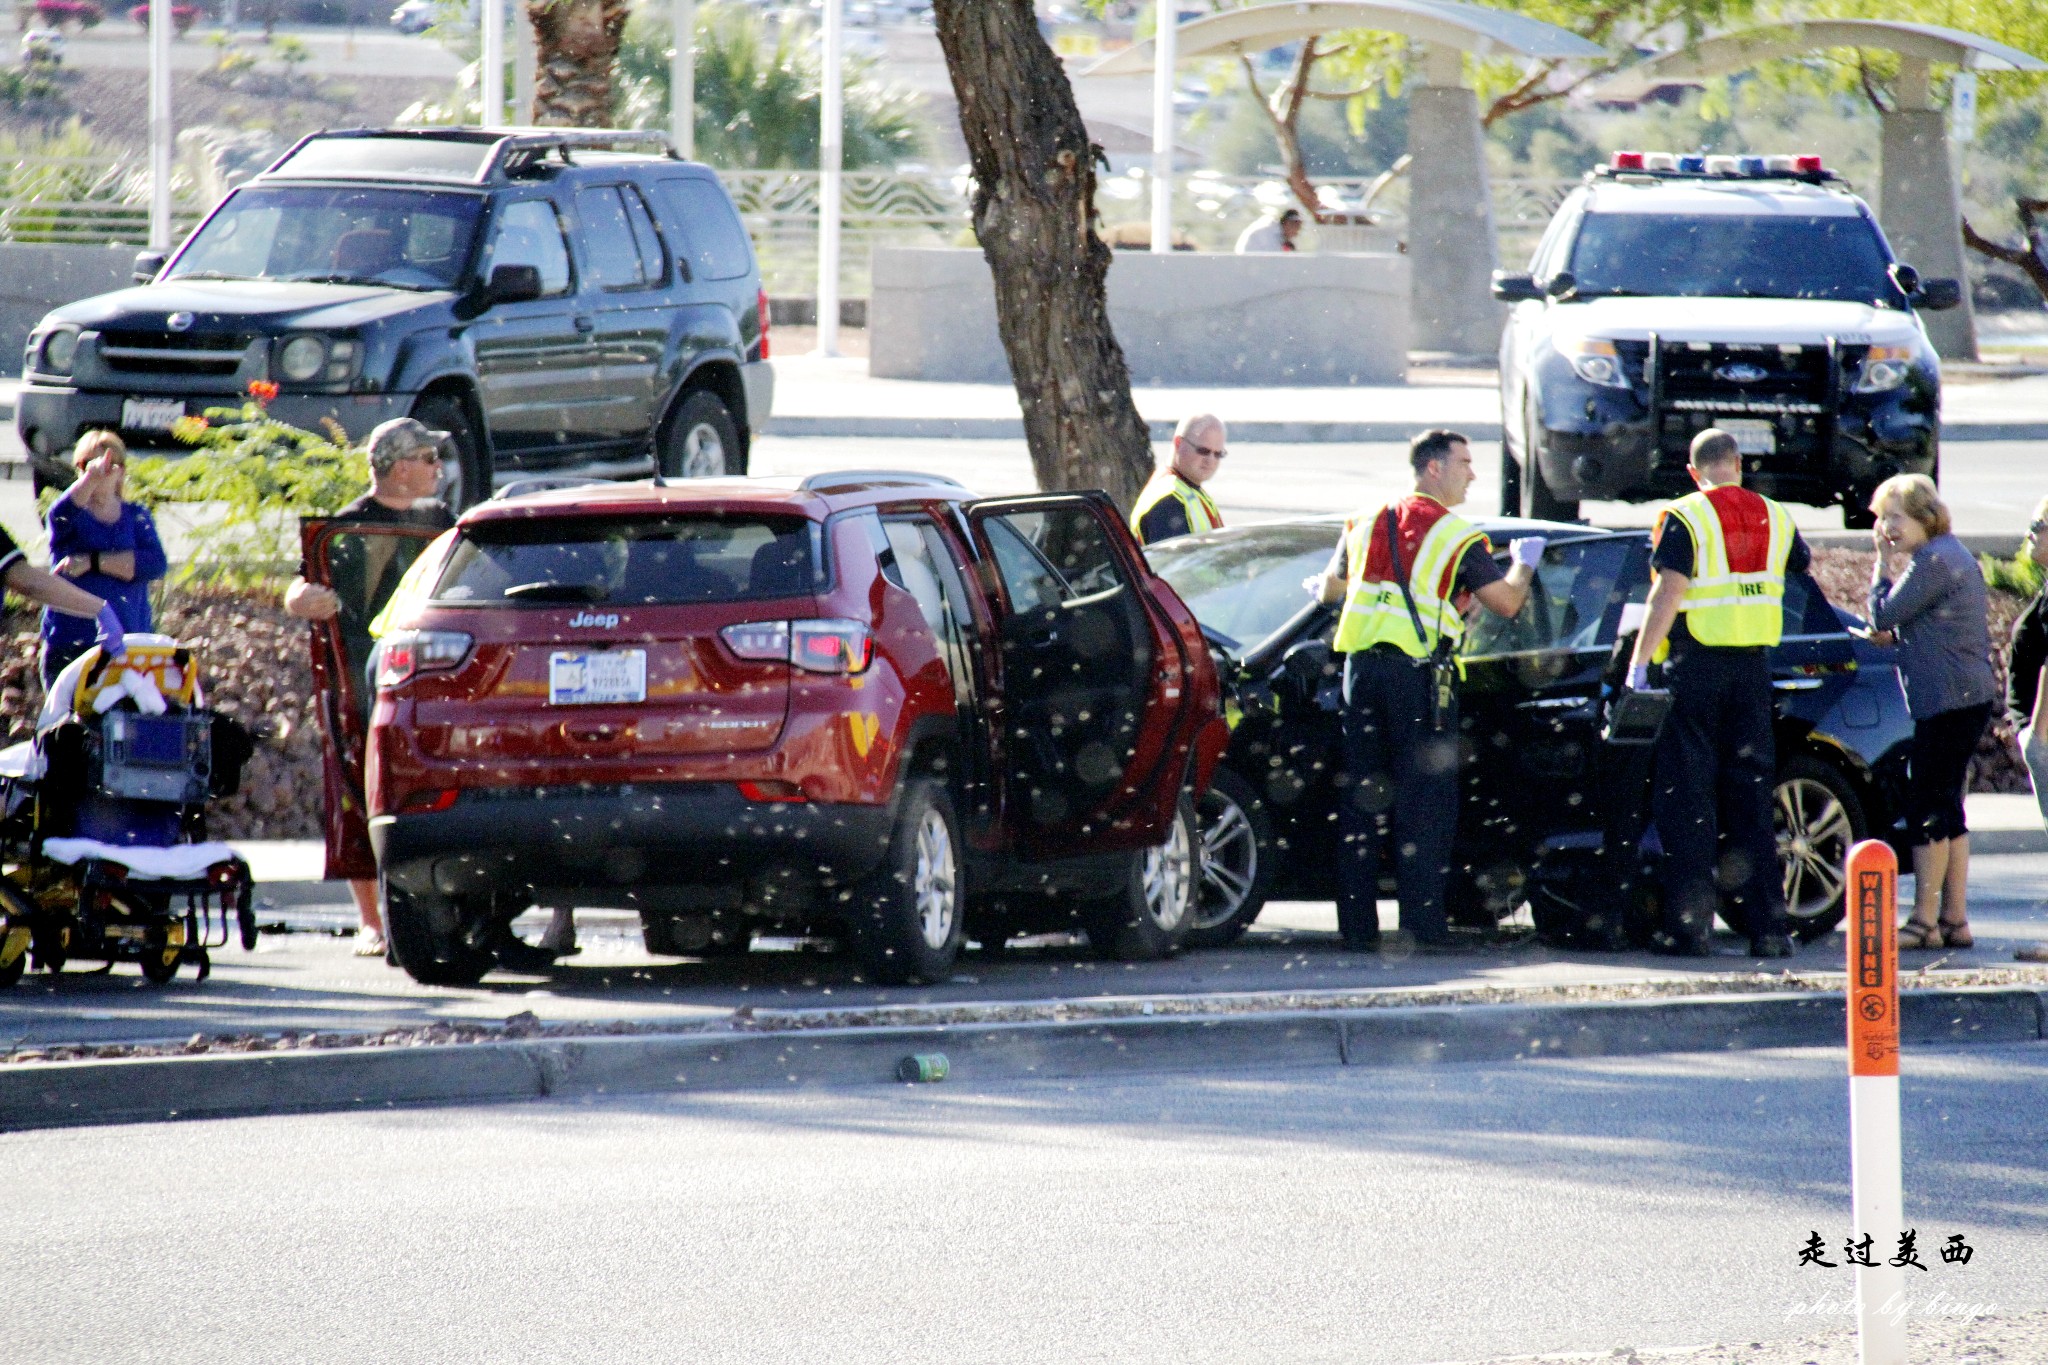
left=1867, top=474, right=1998, bottom=950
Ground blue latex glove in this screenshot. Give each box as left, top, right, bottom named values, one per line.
left=94, top=603, right=126, bottom=659
left=1626, top=661, right=1651, bottom=692
left=1508, top=537, right=1546, bottom=569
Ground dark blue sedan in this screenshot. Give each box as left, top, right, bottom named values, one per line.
left=1145, top=515, right=1915, bottom=950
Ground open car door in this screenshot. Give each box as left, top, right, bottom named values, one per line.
left=300, top=519, right=447, bottom=881
left=964, top=492, right=1206, bottom=860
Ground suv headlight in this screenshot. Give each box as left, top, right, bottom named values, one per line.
left=37, top=325, right=79, bottom=376
left=1853, top=344, right=1914, bottom=394
left=277, top=334, right=327, bottom=382
left=1557, top=336, right=1631, bottom=389
left=274, top=335, right=360, bottom=385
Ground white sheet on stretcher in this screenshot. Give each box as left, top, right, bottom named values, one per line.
left=40, top=838, right=241, bottom=881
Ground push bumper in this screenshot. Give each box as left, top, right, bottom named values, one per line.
left=370, top=781, right=896, bottom=902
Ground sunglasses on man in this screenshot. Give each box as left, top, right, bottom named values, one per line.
left=1180, top=438, right=1227, bottom=459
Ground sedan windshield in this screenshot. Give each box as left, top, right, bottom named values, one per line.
left=1145, top=522, right=1341, bottom=652
left=166, top=185, right=485, bottom=290
left=1568, top=213, right=1898, bottom=305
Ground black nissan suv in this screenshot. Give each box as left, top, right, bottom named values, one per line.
left=17, top=127, right=773, bottom=507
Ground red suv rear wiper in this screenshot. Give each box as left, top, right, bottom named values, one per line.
left=504, top=580, right=608, bottom=603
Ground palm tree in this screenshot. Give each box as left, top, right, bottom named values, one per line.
left=527, top=0, right=632, bottom=127
left=613, top=3, right=925, bottom=169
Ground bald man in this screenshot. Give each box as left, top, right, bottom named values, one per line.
left=1130, top=414, right=1226, bottom=546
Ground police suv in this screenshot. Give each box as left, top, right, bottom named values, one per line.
left=1494, top=152, right=1958, bottom=527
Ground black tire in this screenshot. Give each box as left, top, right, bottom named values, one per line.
left=1086, top=796, right=1199, bottom=961
left=412, top=392, right=487, bottom=511
left=1521, top=391, right=1579, bottom=523
left=1769, top=753, right=1865, bottom=942
left=383, top=877, right=495, bottom=987
left=660, top=390, right=744, bottom=479
left=138, top=936, right=180, bottom=985
left=1184, top=768, right=1274, bottom=949
left=846, top=779, right=965, bottom=985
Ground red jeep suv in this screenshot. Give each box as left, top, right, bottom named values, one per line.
left=341, top=472, right=1227, bottom=985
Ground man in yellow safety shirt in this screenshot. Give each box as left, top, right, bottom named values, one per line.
left=1625, top=428, right=1811, bottom=959
left=1130, top=413, right=1226, bottom=545
left=1311, top=429, right=1544, bottom=950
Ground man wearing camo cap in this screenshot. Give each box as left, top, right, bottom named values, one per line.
left=284, top=416, right=457, bottom=959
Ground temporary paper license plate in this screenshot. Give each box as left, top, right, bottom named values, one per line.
left=549, top=650, right=646, bottom=705
left=1718, top=418, right=1776, bottom=456
left=120, top=397, right=185, bottom=433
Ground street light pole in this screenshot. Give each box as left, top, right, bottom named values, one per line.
left=480, top=0, right=504, bottom=126
left=814, top=0, right=843, bottom=356
left=1149, top=0, right=1176, bottom=254
left=147, top=0, right=172, bottom=251
left=671, top=0, right=695, bottom=159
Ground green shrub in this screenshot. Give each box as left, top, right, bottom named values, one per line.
left=1981, top=548, right=2044, bottom=600
left=124, top=386, right=369, bottom=583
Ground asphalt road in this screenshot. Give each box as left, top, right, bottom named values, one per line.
left=5, top=852, right=2047, bottom=1050
left=2, top=1041, right=2041, bottom=1364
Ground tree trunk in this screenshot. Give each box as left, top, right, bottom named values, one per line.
left=526, top=0, right=630, bottom=127
left=931, top=0, right=1151, bottom=507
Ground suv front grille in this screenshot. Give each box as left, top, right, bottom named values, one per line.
left=1651, top=340, right=1832, bottom=414
left=97, top=329, right=254, bottom=377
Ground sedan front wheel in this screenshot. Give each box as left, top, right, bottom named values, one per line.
left=1769, top=754, right=1865, bottom=942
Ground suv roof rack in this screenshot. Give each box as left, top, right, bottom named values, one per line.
left=263, top=126, right=679, bottom=185
left=480, top=127, right=679, bottom=180
left=798, top=470, right=970, bottom=492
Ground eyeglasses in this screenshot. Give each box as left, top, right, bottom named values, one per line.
left=1180, top=439, right=1226, bottom=459
left=2031, top=519, right=2048, bottom=536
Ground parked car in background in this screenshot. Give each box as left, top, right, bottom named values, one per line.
left=1145, top=514, right=1915, bottom=949
left=321, top=472, right=1228, bottom=987
left=19, top=27, right=65, bottom=63
left=17, top=127, right=772, bottom=509
left=390, top=0, right=434, bottom=33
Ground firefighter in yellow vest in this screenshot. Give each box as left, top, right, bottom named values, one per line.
left=1130, top=413, right=1226, bottom=545
left=1311, top=429, right=1544, bottom=950
left=1626, top=428, right=1811, bottom=959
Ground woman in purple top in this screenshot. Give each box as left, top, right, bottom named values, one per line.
left=41, top=431, right=168, bottom=686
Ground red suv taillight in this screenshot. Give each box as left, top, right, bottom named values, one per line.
left=720, top=618, right=872, bottom=674
left=757, top=288, right=771, bottom=360
left=377, top=629, right=473, bottom=689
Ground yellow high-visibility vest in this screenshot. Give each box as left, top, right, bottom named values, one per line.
left=1129, top=471, right=1221, bottom=543
left=1661, top=489, right=1794, bottom=649
left=1332, top=499, right=1486, bottom=657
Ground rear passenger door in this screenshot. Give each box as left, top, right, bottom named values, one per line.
left=881, top=511, right=998, bottom=839
left=965, top=494, right=1195, bottom=858
left=469, top=195, right=602, bottom=468
left=570, top=183, right=673, bottom=453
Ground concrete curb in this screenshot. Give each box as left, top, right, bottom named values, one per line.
left=758, top=417, right=2048, bottom=444
left=2, top=986, right=2041, bottom=1133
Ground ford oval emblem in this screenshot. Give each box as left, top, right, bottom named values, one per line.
left=1716, top=362, right=1769, bottom=383
left=166, top=311, right=195, bottom=332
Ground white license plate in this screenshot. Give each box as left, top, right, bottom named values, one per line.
left=1718, top=418, right=1776, bottom=455
left=549, top=650, right=646, bottom=705
left=120, top=397, right=185, bottom=433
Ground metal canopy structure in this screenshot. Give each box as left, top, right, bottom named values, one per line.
left=1591, top=21, right=2048, bottom=360
left=1589, top=19, right=2046, bottom=101
left=1086, top=0, right=1606, bottom=357
left=1085, top=0, right=1604, bottom=75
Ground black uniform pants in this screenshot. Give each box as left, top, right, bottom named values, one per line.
left=1337, top=648, right=1460, bottom=945
left=1651, top=645, right=1785, bottom=943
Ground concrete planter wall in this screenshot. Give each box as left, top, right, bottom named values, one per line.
left=870, top=247, right=1410, bottom=386
left=0, top=243, right=139, bottom=364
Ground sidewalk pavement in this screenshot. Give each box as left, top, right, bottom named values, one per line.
left=7, top=361, right=2045, bottom=446
left=225, top=791, right=2048, bottom=907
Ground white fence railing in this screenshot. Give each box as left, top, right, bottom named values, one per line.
left=0, top=157, right=1578, bottom=295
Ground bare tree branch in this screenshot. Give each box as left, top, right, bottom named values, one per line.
left=1963, top=213, right=2048, bottom=303
left=1856, top=53, right=1893, bottom=115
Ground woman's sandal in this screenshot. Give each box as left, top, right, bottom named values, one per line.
left=1897, top=921, right=1944, bottom=950
left=1941, top=922, right=1974, bottom=950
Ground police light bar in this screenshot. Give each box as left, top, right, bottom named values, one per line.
left=1598, top=151, right=1836, bottom=183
